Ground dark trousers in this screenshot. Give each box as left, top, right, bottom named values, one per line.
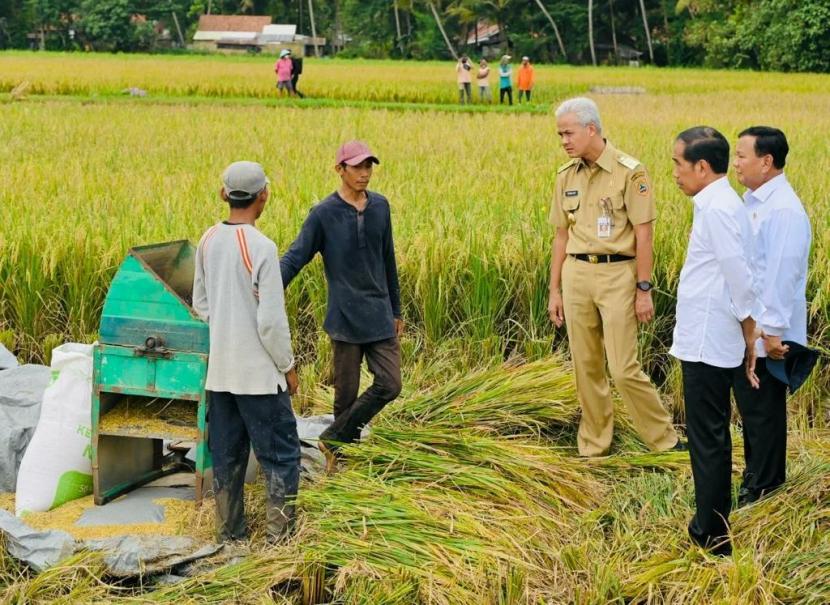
left=518, top=89, right=532, bottom=102
left=733, top=358, right=788, bottom=501
left=208, top=390, right=300, bottom=542
left=682, top=360, right=736, bottom=555
left=320, top=337, right=402, bottom=447
left=499, top=86, right=513, bottom=105
left=291, top=75, right=305, bottom=98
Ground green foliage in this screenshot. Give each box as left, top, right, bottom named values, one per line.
left=736, top=0, right=830, bottom=72
left=2, top=0, right=828, bottom=71
left=683, top=0, right=830, bottom=72
left=79, top=0, right=137, bottom=52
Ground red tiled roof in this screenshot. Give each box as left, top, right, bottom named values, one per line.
left=197, top=15, right=271, bottom=33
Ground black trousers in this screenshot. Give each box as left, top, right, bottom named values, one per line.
left=320, top=336, right=402, bottom=448
left=499, top=86, right=513, bottom=105
left=518, top=89, right=532, bottom=102
left=682, top=360, right=736, bottom=555
left=208, top=390, right=300, bottom=542
left=733, top=358, right=788, bottom=500
left=291, top=74, right=305, bottom=98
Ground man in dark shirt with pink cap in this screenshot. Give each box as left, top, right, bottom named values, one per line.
left=281, top=140, right=403, bottom=470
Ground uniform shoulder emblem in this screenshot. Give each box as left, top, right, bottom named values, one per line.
left=631, top=170, right=650, bottom=196
left=616, top=154, right=640, bottom=170
left=557, top=158, right=577, bottom=173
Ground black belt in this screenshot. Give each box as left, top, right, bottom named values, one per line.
left=571, top=253, right=634, bottom=264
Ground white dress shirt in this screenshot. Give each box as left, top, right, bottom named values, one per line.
left=670, top=177, right=761, bottom=368
left=743, top=173, right=811, bottom=357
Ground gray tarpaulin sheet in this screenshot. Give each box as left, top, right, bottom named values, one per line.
left=0, top=364, right=51, bottom=491
left=0, top=414, right=345, bottom=575
left=0, top=343, right=18, bottom=370
left=77, top=486, right=195, bottom=526
left=1, top=486, right=218, bottom=576
left=0, top=509, right=75, bottom=572
left=84, top=536, right=222, bottom=577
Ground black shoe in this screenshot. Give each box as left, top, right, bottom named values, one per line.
left=738, top=484, right=779, bottom=508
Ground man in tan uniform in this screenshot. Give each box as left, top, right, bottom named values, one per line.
left=548, top=97, right=682, bottom=456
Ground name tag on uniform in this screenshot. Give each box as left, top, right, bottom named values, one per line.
left=565, top=190, right=579, bottom=197
left=597, top=216, right=612, bottom=238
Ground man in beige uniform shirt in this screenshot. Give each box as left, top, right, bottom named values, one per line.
left=548, top=97, right=682, bottom=456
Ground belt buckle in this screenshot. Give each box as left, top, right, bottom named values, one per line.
left=588, top=254, right=599, bottom=264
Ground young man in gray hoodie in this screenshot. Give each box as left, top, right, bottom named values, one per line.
left=193, top=161, right=300, bottom=543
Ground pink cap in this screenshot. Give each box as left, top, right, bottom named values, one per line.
left=336, top=140, right=380, bottom=166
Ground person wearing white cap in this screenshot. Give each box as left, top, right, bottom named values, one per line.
left=517, top=56, right=535, bottom=103
left=499, top=55, right=513, bottom=105
left=192, top=161, right=300, bottom=544
left=274, top=49, right=294, bottom=96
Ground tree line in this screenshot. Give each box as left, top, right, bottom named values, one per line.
left=0, top=0, right=828, bottom=72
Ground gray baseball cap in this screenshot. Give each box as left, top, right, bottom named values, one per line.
left=222, top=161, right=269, bottom=202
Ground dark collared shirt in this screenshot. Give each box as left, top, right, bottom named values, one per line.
left=280, top=191, right=401, bottom=344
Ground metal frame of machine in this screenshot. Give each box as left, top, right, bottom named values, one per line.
left=91, top=241, right=211, bottom=505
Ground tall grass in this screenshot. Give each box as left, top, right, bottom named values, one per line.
left=0, top=81, right=826, bottom=425
left=2, top=52, right=830, bottom=103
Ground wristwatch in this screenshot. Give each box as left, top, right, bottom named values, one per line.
left=636, top=280, right=653, bottom=292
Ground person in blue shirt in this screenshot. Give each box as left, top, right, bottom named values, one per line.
left=498, top=55, right=513, bottom=105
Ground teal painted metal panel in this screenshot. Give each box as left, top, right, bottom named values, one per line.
left=96, top=344, right=207, bottom=397
left=93, top=241, right=212, bottom=504
left=99, top=242, right=209, bottom=350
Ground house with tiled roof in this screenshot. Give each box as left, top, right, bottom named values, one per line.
left=191, top=15, right=324, bottom=56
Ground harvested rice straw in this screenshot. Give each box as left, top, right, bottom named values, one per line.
left=0, top=492, right=14, bottom=513
left=20, top=495, right=214, bottom=541
left=99, top=396, right=198, bottom=441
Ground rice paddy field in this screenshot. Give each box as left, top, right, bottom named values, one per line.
left=0, top=52, right=828, bottom=603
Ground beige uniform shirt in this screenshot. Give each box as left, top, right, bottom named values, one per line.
left=550, top=141, right=656, bottom=257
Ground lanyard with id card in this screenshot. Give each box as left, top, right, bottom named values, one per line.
left=597, top=197, right=614, bottom=238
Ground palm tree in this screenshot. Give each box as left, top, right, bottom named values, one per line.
left=427, top=2, right=459, bottom=59
left=588, top=0, right=597, bottom=66
left=532, top=0, right=567, bottom=59
left=638, top=0, right=654, bottom=63
left=308, top=0, right=322, bottom=57
left=393, top=1, right=404, bottom=54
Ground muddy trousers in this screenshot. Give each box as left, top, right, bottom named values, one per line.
left=207, top=390, right=300, bottom=542
left=682, top=361, right=735, bottom=556
left=320, top=337, right=402, bottom=448
left=733, top=358, right=788, bottom=502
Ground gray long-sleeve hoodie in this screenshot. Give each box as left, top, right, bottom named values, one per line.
left=193, top=222, right=294, bottom=394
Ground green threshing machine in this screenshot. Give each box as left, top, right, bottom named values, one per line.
left=91, top=241, right=212, bottom=505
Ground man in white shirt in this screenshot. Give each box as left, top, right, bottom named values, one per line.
left=669, top=126, right=761, bottom=556
left=732, top=126, right=812, bottom=506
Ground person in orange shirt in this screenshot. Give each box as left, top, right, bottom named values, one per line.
left=517, top=56, right=535, bottom=103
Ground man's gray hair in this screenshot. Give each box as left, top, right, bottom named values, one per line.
left=555, top=97, right=602, bottom=133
